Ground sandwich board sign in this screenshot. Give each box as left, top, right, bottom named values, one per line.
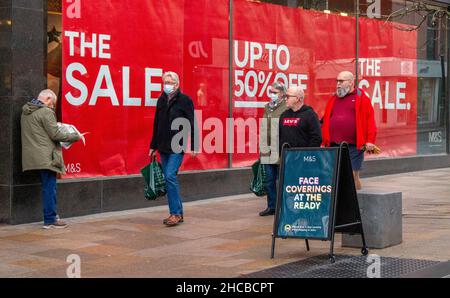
left=271, top=143, right=368, bottom=262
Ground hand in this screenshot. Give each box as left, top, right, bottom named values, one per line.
left=149, top=148, right=156, bottom=157
left=364, top=142, right=376, bottom=152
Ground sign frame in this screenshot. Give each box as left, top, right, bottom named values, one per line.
left=270, top=143, right=368, bottom=263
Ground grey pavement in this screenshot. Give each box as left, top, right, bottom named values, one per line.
left=0, top=168, right=449, bottom=277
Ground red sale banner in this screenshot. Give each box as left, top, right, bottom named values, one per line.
left=231, top=1, right=358, bottom=167
left=358, top=18, right=417, bottom=158
left=62, top=0, right=417, bottom=178
left=62, top=0, right=230, bottom=177
left=231, top=0, right=417, bottom=166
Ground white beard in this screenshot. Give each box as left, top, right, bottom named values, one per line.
left=336, top=86, right=350, bottom=98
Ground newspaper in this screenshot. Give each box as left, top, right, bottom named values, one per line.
left=57, top=123, right=88, bottom=149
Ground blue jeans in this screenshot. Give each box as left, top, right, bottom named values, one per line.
left=39, top=170, right=57, bottom=224
left=264, top=164, right=279, bottom=210
left=160, top=153, right=184, bottom=216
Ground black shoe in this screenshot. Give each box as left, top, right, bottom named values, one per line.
left=259, top=208, right=275, bottom=216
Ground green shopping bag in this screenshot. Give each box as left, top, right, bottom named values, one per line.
left=140, top=156, right=167, bottom=200
left=250, top=159, right=267, bottom=197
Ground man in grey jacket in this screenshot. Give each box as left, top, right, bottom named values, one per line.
left=21, top=89, right=81, bottom=229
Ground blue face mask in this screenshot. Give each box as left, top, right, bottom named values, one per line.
left=268, top=93, right=279, bottom=102
left=163, top=84, right=175, bottom=94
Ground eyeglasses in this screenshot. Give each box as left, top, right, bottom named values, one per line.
left=336, top=79, right=350, bottom=84
left=285, top=94, right=297, bottom=98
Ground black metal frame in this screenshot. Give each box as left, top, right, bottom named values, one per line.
left=271, top=143, right=368, bottom=263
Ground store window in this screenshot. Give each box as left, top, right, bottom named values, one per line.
left=358, top=0, right=448, bottom=158
left=52, top=0, right=448, bottom=178
left=231, top=0, right=356, bottom=167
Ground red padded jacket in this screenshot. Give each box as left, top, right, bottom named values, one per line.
left=321, top=89, right=377, bottom=149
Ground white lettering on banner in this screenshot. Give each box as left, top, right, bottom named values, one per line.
left=359, top=80, right=410, bottom=110
left=358, top=58, right=412, bottom=111
left=65, top=64, right=164, bottom=107
left=249, top=42, right=262, bottom=68
left=276, top=45, right=290, bottom=71
left=65, top=31, right=79, bottom=56
left=65, top=163, right=81, bottom=173
left=64, top=33, right=308, bottom=108
left=65, top=62, right=88, bottom=106
left=89, top=65, right=119, bottom=106
left=64, top=30, right=166, bottom=107
left=123, top=66, right=141, bottom=106
left=145, top=68, right=162, bottom=106
left=233, top=40, right=306, bottom=103
left=98, top=34, right=111, bottom=59
left=359, top=58, right=381, bottom=76
left=65, top=31, right=111, bottom=59
left=396, top=82, right=409, bottom=110
left=265, top=43, right=277, bottom=69
left=429, top=131, right=443, bottom=143
left=234, top=41, right=290, bottom=70
left=80, top=33, right=97, bottom=58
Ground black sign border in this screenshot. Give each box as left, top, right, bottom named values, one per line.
left=272, top=147, right=339, bottom=241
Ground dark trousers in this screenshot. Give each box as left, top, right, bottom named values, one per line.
left=39, top=170, right=57, bottom=224
left=264, top=164, right=279, bottom=210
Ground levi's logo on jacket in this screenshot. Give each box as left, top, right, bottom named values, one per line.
left=283, top=118, right=300, bottom=126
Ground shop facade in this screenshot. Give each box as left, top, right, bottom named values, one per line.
left=1, top=0, right=449, bottom=224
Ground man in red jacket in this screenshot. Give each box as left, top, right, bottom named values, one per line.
left=321, top=71, right=377, bottom=190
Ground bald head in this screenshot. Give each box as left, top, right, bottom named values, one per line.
left=336, top=71, right=355, bottom=98
left=285, top=85, right=305, bottom=110
left=38, top=89, right=57, bottom=109
left=338, top=71, right=354, bottom=81
left=286, top=86, right=304, bottom=100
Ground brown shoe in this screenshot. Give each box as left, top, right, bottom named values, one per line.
left=43, top=220, right=68, bottom=229
left=163, top=215, right=183, bottom=224
left=165, top=215, right=183, bottom=226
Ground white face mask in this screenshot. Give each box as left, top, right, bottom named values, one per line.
left=268, top=93, right=279, bottom=102
left=163, top=84, right=175, bottom=94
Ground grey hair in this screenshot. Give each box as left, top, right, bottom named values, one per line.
left=162, top=71, right=180, bottom=85
left=270, top=81, right=287, bottom=96
left=38, top=89, right=57, bottom=103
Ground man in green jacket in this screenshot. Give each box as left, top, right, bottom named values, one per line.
left=258, top=82, right=288, bottom=216
left=21, top=89, right=81, bottom=229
